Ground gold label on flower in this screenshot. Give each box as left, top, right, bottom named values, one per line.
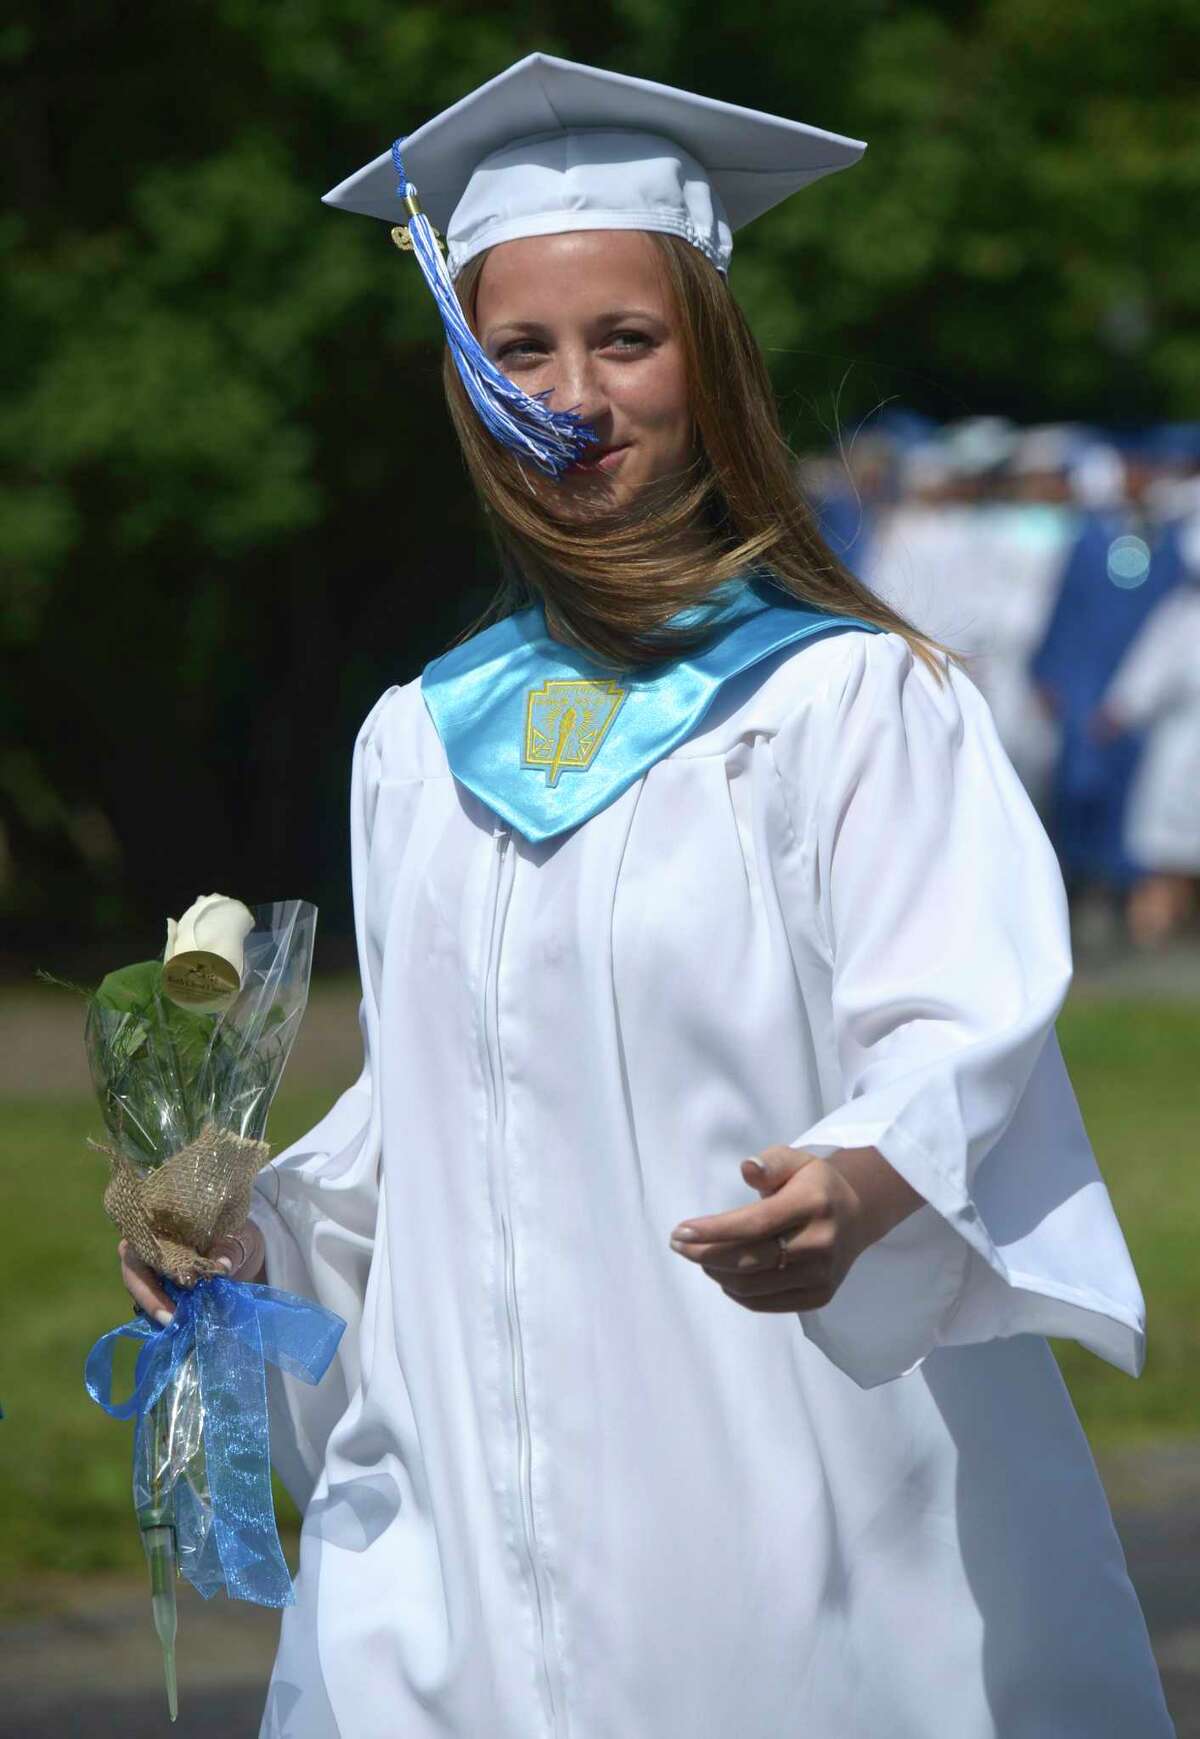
left=162, top=950, right=241, bottom=1011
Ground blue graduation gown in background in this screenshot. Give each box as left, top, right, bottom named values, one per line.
left=815, top=489, right=876, bottom=581
left=1031, top=511, right=1184, bottom=888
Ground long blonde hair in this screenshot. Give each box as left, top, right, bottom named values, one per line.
left=442, top=230, right=954, bottom=679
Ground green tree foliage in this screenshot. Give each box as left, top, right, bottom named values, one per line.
left=3, top=1, right=1197, bottom=950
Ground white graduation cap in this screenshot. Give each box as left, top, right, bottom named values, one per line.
left=322, top=53, right=866, bottom=477
left=1009, top=423, right=1093, bottom=478
left=941, top=416, right=1019, bottom=477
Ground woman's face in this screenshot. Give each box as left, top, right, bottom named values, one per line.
left=473, top=229, right=694, bottom=511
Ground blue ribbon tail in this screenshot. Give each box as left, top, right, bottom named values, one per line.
left=85, top=1277, right=346, bottom=1608
left=84, top=1296, right=196, bottom=1420
left=193, top=1279, right=346, bottom=1605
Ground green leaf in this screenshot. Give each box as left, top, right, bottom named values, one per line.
left=92, top=960, right=164, bottom=1016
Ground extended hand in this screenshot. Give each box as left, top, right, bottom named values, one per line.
left=668, top=1146, right=874, bottom=1313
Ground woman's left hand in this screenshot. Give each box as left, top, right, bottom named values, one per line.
left=668, top=1145, right=894, bottom=1313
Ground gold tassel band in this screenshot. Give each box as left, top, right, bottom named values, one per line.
left=390, top=186, right=445, bottom=255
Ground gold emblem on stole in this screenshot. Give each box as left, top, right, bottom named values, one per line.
left=522, top=679, right=627, bottom=787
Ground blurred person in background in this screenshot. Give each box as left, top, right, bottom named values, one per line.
left=936, top=420, right=1073, bottom=815
left=1030, top=429, right=1186, bottom=950
left=807, top=428, right=896, bottom=581
left=848, top=418, right=1071, bottom=811
left=857, top=433, right=979, bottom=646
left=1092, top=493, right=1200, bottom=948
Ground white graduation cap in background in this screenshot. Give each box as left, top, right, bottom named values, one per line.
left=323, top=53, right=867, bottom=477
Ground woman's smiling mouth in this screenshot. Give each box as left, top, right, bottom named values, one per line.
left=566, top=443, right=630, bottom=475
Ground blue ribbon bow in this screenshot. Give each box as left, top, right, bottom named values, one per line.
left=85, top=1276, right=345, bottom=1606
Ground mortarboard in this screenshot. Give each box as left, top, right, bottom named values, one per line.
left=941, top=416, right=1018, bottom=477
left=1008, top=423, right=1094, bottom=477
left=1068, top=443, right=1127, bottom=510
left=322, top=53, right=866, bottom=477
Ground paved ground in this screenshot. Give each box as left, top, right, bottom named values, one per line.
left=1, top=1439, right=1197, bottom=1737
left=1102, top=1438, right=1200, bottom=1737
left=0, top=1579, right=282, bottom=1737
left=0, top=974, right=366, bottom=1101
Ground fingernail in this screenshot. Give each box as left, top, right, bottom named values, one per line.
left=154, top=1308, right=174, bottom=1327
left=672, top=1225, right=699, bottom=1241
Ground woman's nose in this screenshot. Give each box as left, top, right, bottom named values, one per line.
left=544, top=347, right=607, bottom=426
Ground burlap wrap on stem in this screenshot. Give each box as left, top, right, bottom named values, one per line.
left=95, top=1120, right=272, bottom=1286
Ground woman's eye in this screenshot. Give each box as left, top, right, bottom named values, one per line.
left=495, top=332, right=652, bottom=362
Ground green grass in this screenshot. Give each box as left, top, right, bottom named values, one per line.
left=1050, top=999, right=1200, bottom=1445
left=0, top=996, right=1196, bottom=1596
left=0, top=1089, right=332, bottom=1598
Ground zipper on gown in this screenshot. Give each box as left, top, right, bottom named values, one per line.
left=482, top=820, right=568, bottom=1738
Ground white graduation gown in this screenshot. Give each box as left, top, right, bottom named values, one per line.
left=1104, top=584, right=1200, bottom=872
left=250, top=629, right=1172, bottom=1739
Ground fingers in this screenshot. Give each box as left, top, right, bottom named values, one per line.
left=118, top=1239, right=175, bottom=1326
left=679, top=1218, right=838, bottom=1304
left=716, top=1282, right=836, bottom=1313
left=672, top=1154, right=829, bottom=1248
left=740, top=1154, right=791, bottom=1196
left=679, top=1217, right=833, bottom=1276
left=208, top=1221, right=265, bottom=1281
left=710, top=1258, right=832, bottom=1299
left=207, top=1236, right=241, bottom=1272
left=117, top=1221, right=265, bottom=1328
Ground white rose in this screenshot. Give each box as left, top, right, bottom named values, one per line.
left=164, top=893, right=255, bottom=983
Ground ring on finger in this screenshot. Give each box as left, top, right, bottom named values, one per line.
left=224, top=1230, right=250, bottom=1273
left=776, top=1231, right=791, bottom=1271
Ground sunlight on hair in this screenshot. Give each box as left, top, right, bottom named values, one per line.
left=443, top=234, right=956, bottom=679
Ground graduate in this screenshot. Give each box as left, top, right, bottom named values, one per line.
left=119, top=53, right=1175, bottom=1738
left=864, top=421, right=1074, bottom=814
left=1031, top=433, right=1186, bottom=917
left=1094, top=511, right=1200, bottom=945
left=860, top=438, right=980, bottom=650
left=965, top=426, right=1083, bottom=811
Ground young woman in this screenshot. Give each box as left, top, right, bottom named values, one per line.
left=120, top=54, right=1174, bottom=1739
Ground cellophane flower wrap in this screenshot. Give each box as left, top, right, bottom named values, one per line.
left=83, top=899, right=345, bottom=1625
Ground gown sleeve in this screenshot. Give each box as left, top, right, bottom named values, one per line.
left=246, top=685, right=398, bottom=1510
left=768, top=630, right=1147, bottom=1390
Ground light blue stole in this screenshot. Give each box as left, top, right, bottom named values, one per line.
left=421, top=574, right=882, bottom=843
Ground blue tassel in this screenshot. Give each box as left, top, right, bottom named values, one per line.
left=391, top=140, right=598, bottom=479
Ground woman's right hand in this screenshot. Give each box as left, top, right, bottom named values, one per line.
left=118, top=1220, right=266, bottom=1325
